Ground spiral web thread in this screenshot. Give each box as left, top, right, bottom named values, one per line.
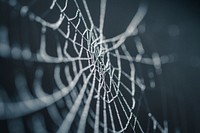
left=0, top=0, right=171, bottom=132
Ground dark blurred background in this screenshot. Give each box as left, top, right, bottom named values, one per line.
left=0, top=0, right=200, bottom=132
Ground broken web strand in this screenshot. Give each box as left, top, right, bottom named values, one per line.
left=0, top=0, right=169, bottom=133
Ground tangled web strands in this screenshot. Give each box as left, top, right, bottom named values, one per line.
left=0, top=0, right=170, bottom=132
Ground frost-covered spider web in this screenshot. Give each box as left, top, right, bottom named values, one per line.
left=0, top=0, right=172, bottom=132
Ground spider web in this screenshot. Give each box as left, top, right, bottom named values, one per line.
left=0, top=0, right=171, bottom=132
